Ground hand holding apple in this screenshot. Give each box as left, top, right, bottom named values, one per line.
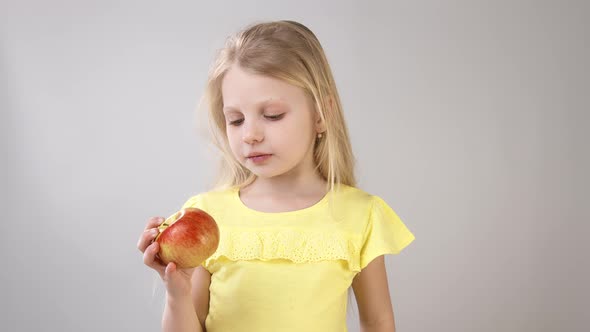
left=154, top=207, right=220, bottom=269
left=137, top=214, right=213, bottom=298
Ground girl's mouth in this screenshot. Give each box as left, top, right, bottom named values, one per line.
left=248, top=154, right=272, bottom=163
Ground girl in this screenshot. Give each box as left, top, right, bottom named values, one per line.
left=137, top=20, right=415, bottom=332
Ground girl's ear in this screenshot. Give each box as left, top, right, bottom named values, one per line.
left=315, top=107, right=328, bottom=133
left=313, top=95, right=331, bottom=133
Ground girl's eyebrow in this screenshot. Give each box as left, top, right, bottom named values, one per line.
left=223, top=98, right=286, bottom=113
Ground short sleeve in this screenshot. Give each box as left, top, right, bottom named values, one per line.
left=359, top=196, right=416, bottom=270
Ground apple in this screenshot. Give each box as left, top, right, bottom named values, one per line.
left=154, top=207, right=220, bottom=269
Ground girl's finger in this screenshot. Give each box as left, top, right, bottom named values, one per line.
left=144, top=216, right=165, bottom=231
left=136, top=228, right=160, bottom=252
left=166, top=262, right=176, bottom=275
left=164, top=262, right=178, bottom=283
left=143, top=242, right=165, bottom=277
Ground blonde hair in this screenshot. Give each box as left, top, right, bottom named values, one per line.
left=198, top=20, right=356, bottom=193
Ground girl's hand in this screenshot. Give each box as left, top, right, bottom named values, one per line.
left=137, top=216, right=195, bottom=299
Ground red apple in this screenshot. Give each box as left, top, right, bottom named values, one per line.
left=154, top=207, right=219, bottom=269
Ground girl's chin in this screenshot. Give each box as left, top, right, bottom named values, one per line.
left=247, top=167, right=285, bottom=179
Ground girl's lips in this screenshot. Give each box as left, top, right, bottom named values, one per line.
left=248, top=154, right=272, bottom=163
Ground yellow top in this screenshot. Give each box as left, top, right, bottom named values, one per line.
left=178, top=184, right=415, bottom=332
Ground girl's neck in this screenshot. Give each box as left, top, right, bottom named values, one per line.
left=242, top=173, right=327, bottom=198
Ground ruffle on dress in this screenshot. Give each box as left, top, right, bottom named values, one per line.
left=202, top=227, right=363, bottom=272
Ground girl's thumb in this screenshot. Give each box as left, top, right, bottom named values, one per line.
left=165, top=262, right=177, bottom=278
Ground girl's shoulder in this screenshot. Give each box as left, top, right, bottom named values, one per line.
left=331, top=183, right=375, bottom=205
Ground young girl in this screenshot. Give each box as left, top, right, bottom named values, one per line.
left=137, top=20, right=415, bottom=332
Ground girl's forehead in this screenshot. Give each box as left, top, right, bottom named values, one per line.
left=222, top=66, right=305, bottom=101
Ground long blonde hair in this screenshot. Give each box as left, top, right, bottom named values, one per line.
left=198, top=20, right=356, bottom=193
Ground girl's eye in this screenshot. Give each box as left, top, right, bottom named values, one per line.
left=265, top=113, right=285, bottom=120
left=228, top=119, right=244, bottom=126
left=228, top=113, right=284, bottom=126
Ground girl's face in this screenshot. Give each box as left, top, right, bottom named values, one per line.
left=221, top=64, right=322, bottom=181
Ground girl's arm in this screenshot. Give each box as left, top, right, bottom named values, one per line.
left=161, top=265, right=210, bottom=332
left=162, top=293, right=203, bottom=332
left=191, top=266, right=211, bottom=331
left=352, top=255, right=397, bottom=332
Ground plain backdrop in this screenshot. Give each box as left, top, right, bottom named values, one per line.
left=1, top=1, right=588, bottom=331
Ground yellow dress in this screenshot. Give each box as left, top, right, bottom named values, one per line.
left=177, top=184, right=415, bottom=332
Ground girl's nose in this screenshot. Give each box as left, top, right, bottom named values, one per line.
left=242, top=119, right=264, bottom=144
